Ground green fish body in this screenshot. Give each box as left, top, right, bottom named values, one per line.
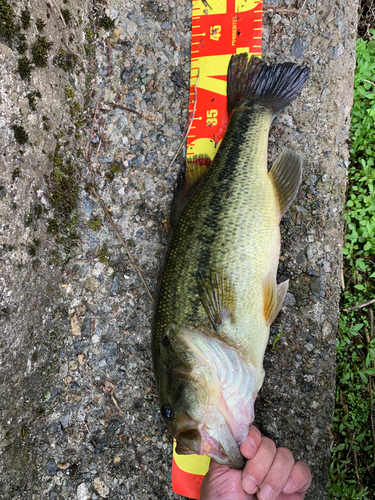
left=152, top=55, right=310, bottom=469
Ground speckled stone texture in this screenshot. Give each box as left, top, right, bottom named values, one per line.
left=0, top=0, right=358, bottom=499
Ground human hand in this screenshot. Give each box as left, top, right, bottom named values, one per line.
left=200, top=425, right=312, bottom=500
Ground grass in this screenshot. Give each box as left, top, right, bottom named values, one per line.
left=329, top=29, right=375, bottom=499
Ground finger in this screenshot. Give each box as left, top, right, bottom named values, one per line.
left=241, top=437, right=276, bottom=494
left=240, top=425, right=262, bottom=460
left=282, top=461, right=312, bottom=495
left=256, top=447, right=295, bottom=500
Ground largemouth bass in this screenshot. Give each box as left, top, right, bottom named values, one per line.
left=152, top=54, right=310, bottom=469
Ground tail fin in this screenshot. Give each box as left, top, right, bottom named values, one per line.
left=227, top=54, right=310, bottom=117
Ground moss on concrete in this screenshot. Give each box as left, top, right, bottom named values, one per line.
left=99, top=14, right=115, bottom=30
left=12, top=168, right=20, bottom=181
left=88, top=217, right=102, bottom=230
left=85, top=27, right=94, bottom=42
left=27, top=91, right=41, bottom=112
left=98, top=243, right=110, bottom=263
left=42, top=116, right=50, bottom=131
left=64, top=85, right=75, bottom=100
left=53, top=48, right=77, bottom=71
left=17, top=40, right=28, bottom=54
left=0, top=0, right=18, bottom=44
left=69, top=101, right=81, bottom=118
left=11, top=125, right=29, bottom=145
left=36, top=18, right=46, bottom=31
left=20, top=9, right=31, bottom=30
left=47, top=144, right=79, bottom=262
left=61, top=8, right=72, bottom=25
left=31, top=35, right=53, bottom=67
left=17, top=56, right=32, bottom=79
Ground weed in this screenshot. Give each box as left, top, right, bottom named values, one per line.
left=88, top=218, right=102, bottom=231
left=69, top=101, right=81, bottom=118
left=329, top=29, right=375, bottom=499
left=42, top=116, right=50, bottom=131
left=53, top=47, right=77, bottom=71
left=36, top=18, right=46, bottom=31
left=64, top=85, right=75, bottom=100
left=17, top=40, right=28, bottom=54
left=18, top=56, right=32, bottom=79
left=20, top=9, right=31, bottom=30
left=12, top=125, right=29, bottom=145
left=61, top=8, right=72, bottom=25
left=105, top=162, right=123, bottom=181
left=27, top=91, right=42, bottom=112
left=85, top=27, right=94, bottom=42
left=0, top=0, right=17, bottom=44
left=12, top=168, right=20, bottom=181
left=98, top=244, right=110, bottom=264
left=47, top=144, right=79, bottom=263
left=31, top=35, right=53, bottom=67
left=99, top=14, right=115, bottom=30
left=272, top=331, right=285, bottom=351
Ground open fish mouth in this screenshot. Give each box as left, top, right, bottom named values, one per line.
left=174, top=410, right=245, bottom=469
left=166, top=325, right=260, bottom=469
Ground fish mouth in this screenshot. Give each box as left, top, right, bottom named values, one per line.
left=174, top=411, right=245, bottom=469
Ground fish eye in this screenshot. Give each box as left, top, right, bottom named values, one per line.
left=161, top=404, right=174, bottom=420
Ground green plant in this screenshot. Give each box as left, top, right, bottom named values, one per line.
left=329, top=29, right=375, bottom=500
left=98, top=243, right=110, bottom=263
left=60, top=8, right=72, bottom=25
left=20, top=9, right=31, bottom=30
left=12, top=125, right=29, bottom=145
left=31, top=35, right=53, bottom=67
left=36, top=18, right=46, bottom=31
left=53, top=47, right=77, bottom=71
left=18, top=56, right=32, bottom=79
left=98, top=14, right=115, bottom=30
left=0, top=0, right=17, bottom=43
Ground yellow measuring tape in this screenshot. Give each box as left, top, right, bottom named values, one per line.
left=172, top=1, right=263, bottom=497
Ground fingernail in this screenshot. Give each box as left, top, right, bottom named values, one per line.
left=258, top=484, right=274, bottom=500
left=283, top=478, right=295, bottom=493
left=242, top=473, right=257, bottom=494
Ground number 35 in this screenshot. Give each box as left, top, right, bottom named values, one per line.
left=206, top=109, right=218, bottom=126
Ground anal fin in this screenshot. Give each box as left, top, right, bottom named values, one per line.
left=197, top=269, right=236, bottom=331
left=263, top=272, right=289, bottom=326
left=269, top=148, right=302, bottom=219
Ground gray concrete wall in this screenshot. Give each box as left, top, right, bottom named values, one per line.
left=0, top=0, right=358, bottom=498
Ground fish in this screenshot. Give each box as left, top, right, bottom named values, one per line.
left=152, top=54, right=310, bottom=469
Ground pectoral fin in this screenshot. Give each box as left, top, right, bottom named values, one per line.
left=197, top=269, right=236, bottom=331
left=269, top=148, right=302, bottom=219
left=263, top=272, right=289, bottom=326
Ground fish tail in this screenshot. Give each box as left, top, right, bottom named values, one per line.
left=227, top=54, right=310, bottom=117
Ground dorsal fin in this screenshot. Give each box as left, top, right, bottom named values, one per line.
left=197, top=269, right=236, bottom=331
left=263, top=272, right=289, bottom=326
left=268, top=149, right=302, bottom=219
left=170, top=154, right=211, bottom=229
